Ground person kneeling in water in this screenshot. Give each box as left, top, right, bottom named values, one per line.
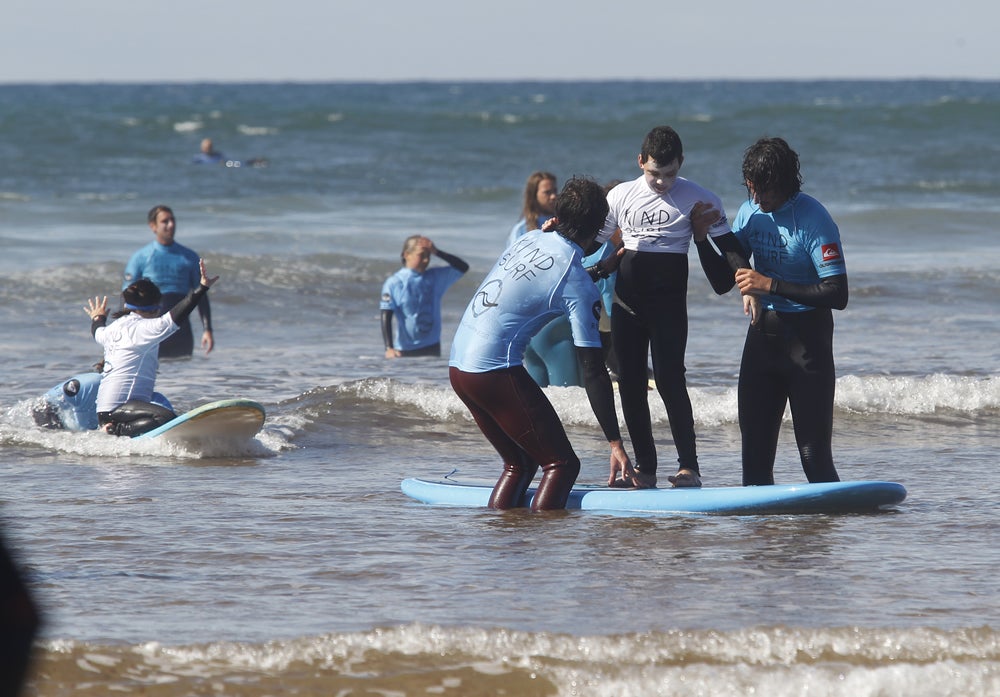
left=85, top=259, right=219, bottom=437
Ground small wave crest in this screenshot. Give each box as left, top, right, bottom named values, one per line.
left=32, top=624, right=1000, bottom=696
left=287, top=373, right=999, bottom=432
left=838, top=373, right=1000, bottom=415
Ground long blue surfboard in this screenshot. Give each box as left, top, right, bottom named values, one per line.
left=401, top=474, right=907, bottom=515
left=134, top=398, right=265, bottom=448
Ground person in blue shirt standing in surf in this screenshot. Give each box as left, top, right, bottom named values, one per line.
left=381, top=235, right=469, bottom=358
left=123, top=205, right=214, bottom=359
left=700, top=136, right=848, bottom=486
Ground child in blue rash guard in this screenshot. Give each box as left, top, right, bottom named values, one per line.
left=449, top=177, right=635, bottom=511
left=700, top=137, right=848, bottom=486
left=123, top=205, right=214, bottom=358
left=506, top=171, right=558, bottom=248
left=87, top=259, right=219, bottom=437
left=380, top=235, right=468, bottom=358
left=506, top=171, right=578, bottom=386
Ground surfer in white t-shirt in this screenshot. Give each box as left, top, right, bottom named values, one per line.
left=86, top=259, right=219, bottom=436
left=595, top=126, right=752, bottom=489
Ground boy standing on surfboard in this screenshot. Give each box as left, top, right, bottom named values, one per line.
left=593, top=125, right=753, bottom=490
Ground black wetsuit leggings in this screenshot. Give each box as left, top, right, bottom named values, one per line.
left=611, top=250, right=697, bottom=475
left=98, top=400, right=176, bottom=438
left=739, top=308, right=840, bottom=485
left=449, top=366, right=581, bottom=510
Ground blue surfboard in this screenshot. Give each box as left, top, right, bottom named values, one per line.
left=134, top=399, right=265, bottom=448
left=401, top=474, right=906, bottom=515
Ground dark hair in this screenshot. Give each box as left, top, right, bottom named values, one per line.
left=640, top=126, right=683, bottom=165
left=555, top=176, right=609, bottom=248
left=115, top=278, right=162, bottom=318
left=147, top=204, right=174, bottom=224
left=742, top=137, right=802, bottom=200
left=520, top=171, right=557, bottom=231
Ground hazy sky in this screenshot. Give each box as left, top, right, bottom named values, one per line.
left=3, top=0, right=996, bottom=82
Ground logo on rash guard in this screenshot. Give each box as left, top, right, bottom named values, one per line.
left=821, top=243, right=841, bottom=261
left=472, top=279, right=502, bottom=317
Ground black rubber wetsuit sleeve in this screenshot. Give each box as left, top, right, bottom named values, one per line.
left=695, top=233, right=750, bottom=295
left=436, top=249, right=470, bottom=274
left=772, top=274, right=849, bottom=310
left=380, top=310, right=394, bottom=350
left=197, top=294, right=212, bottom=333
left=168, top=285, right=209, bottom=326
left=90, top=315, right=108, bottom=337
left=577, top=345, right=622, bottom=443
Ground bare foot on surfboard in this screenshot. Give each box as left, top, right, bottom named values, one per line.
left=667, top=469, right=702, bottom=488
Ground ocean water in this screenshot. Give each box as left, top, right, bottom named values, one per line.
left=0, top=80, right=998, bottom=695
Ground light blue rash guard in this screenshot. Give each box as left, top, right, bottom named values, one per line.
left=123, top=240, right=202, bottom=296
left=450, top=230, right=602, bottom=373
left=506, top=214, right=549, bottom=248
left=732, top=192, right=847, bottom=313
left=41, top=372, right=103, bottom=430
left=39, top=372, right=172, bottom=431
left=380, top=265, right=465, bottom=352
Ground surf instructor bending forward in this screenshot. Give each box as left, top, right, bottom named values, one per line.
left=86, top=259, right=219, bottom=437
left=449, top=177, right=635, bottom=511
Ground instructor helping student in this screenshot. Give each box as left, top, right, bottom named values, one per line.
left=701, top=136, right=848, bottom=485
left=449, top=177, right=635, bottom=510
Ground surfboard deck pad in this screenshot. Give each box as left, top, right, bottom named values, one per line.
left=401, top=473, right=907, bottom=515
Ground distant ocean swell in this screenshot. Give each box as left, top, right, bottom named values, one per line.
left=28, top=625, right=1000, bottom=696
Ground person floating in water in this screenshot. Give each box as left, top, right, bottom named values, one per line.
left=192, top=138, right=225, bottom=164
left=192, top=137, right=268, bottom=167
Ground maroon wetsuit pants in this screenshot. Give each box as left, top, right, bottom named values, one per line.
left=449, top=365, right=581, bottom=510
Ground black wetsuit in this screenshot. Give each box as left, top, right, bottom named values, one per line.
left=612, top=250, right=697, bottom=474
left=158, top=291, right=211, bottom=358
left=698, top=210, right=848, bottom=485
left=738, top=307, right=840, bottom=485
left=612, top=232, right=752, bottom=478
